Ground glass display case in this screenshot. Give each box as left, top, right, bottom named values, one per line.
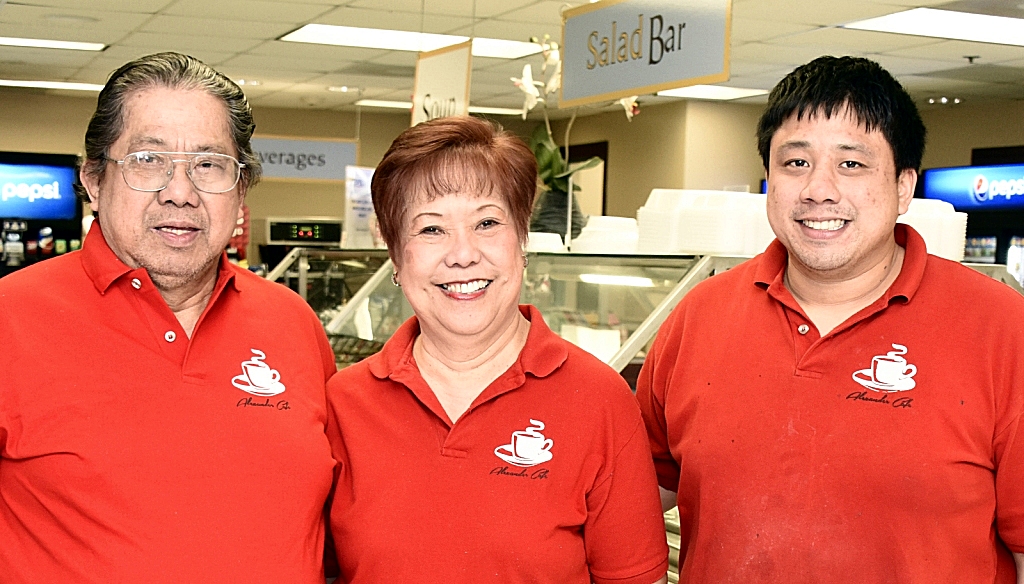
left=269, top=248, right=1022, bottom=582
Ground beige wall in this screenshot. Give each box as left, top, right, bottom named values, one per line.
left=551, top=99, right=765, bottom=219
left=682, top=100, right=765, bottom=192
left=920, top=99, right=1024, bottom=170
left=552, top=101, right=688, bottom=218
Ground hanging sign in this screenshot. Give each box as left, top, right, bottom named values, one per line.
left=560, top=0, right=731, bottom=107
left=250, top=136, right=357, bottom=182
left=411, top=40, right=472, bottom=126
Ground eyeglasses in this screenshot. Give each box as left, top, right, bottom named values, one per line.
left=107, top=151, right=245, bottom=194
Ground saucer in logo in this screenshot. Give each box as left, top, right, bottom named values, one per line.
left=231, top=349, right=286, bottom=397
left=852, top=343, right=917, bottom=393
left=494, top=419, right=553, bottom=467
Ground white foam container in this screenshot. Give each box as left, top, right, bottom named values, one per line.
left=571, top=216, right=639, bottom=254
left=896, top=198, right=967, bottom=262
left=637, top=189, right=775, bottom=256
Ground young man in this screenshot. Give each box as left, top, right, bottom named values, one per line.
left=0, top=53, right=336, bottom=582
left=638, top=56, right=1024, bottom=583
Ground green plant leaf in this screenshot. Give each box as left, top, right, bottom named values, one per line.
left=554, top=156, right=602, bottom=178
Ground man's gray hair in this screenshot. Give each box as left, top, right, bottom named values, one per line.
left=76, top=52, right=262, bottom=200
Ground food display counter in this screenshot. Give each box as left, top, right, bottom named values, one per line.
left=267, top=249, right=1023, bottom=582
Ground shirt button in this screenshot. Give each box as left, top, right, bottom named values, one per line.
left=164, top=331, right=176, bottom=343
left=797, top=324, right=810, bottom=335
left=131, top=278, right=142, bottom=289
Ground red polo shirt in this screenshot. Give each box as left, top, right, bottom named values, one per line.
left=325, top=305, right=669, bottom=583
left=0, top=224, right=337, bottom=583
left=637, top=224, right=1024, bottom=583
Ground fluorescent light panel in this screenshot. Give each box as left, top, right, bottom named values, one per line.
left=843, top=8, right=1024, bottom=47
left=0, top=35, right=105, bottom=51
left=353, top=100, right=523, bottom=116
left=0, top=79, right=104, bottom=91
left=579, top=274, right=654, bottom=288
left=354, top=99, right=411, bottom=109
left=281, top=24, right=541, bottom=59
left=657, top=85, right=768, bottom=100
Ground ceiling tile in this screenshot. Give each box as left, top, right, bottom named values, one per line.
left=162, top=0, right=333, bottom=24
left=0, top=4, right=151, bottom=29
left=219, top=53, right=348, bottom=73
left=731, top=18, right=818, bottom=43
left=773, top=27, right=940, bottom=53
left=883, top=39, right=1024, bottom=64
left=5, top=0, right=173, bottom=11
left=119, top=30, right=264, bottom=53
left=0, top=46, right=99, bottom=67
left=735, top=0, right=903, bottom=27
left=247, top=41, right=388, bottom=64
left=92, top=46, right=239, bottom=67
left=0, top=63, right=84, bottom=80
left=448, top=19, right=555, bottom=43
left=314, top=6, right=473, bottom=34
left=141, top=15, right=295, bottom=40
left=0, top=23, right=119, bottom=44
left=495, top=1, right=566, bottom=25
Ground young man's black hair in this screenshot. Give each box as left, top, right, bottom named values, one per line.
left=756, top=55, right=926, bottom=177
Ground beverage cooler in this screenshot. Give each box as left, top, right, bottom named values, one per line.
left=0, top=152, right=84, bottom=278
left=921, top=163, right=1024, bottom=286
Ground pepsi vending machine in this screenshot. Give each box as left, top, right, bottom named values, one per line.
left=0, top=152, right=83, bottom=278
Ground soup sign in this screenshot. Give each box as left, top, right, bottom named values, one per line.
left=412, top=40, right=472, bottom=126
left=560, top=0, right=731, bottom=107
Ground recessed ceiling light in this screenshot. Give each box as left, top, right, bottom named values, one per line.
left=352, top=100, right=523, bottom=115
left=467, top=106, right=524, bottom=115
left=579, top=274, right=654, bottom=287
left=236, top=79, right=261, bottom=86
left=656, top=85, right=769, bottom=100
left=281, top=24, right=541, bottom=60
left=328, top=86, right=354, bottom=92
left=0, top=35, right=105, bottom=51
left=0, top=79, right=104, bottom=91
left=843, top=8, right=1024, bottom=47
left=354, top=99, right=412, bottom=109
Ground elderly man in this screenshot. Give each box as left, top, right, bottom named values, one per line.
left=638, top=56, right=1024, bottom=583
left=0, top=53, right=336, bottom=582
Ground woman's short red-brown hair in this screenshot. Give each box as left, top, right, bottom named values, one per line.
left=371, top=116, right=537, bottom=256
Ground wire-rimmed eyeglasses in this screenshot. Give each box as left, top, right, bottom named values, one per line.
left=106, top=151, right=245, bottom=194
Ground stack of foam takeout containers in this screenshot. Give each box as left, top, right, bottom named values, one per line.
left=570, top=216, right=639, bottom=254
left=636, top=189, right=776, bottom=256
left=896, top=198, right=967, bottom=262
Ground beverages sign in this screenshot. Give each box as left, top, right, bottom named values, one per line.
left=560, top=0, right=731, bottom=107
left=923, top=164, right=1024, bottom=210
left=250, top=136, right=357, bottom=182
left=0, top=163, right=78, bottom=220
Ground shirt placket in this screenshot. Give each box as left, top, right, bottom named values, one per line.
left=122, top=269, right=188, bottom=366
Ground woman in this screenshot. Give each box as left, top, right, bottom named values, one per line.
left=326, top=116, right=668, bottom=583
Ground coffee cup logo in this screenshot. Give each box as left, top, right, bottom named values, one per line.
left=231, top=349, right=286, bottom=397
left=852, top=343, right=917, bottom=393
left=495, top=419, right=553, bottom=467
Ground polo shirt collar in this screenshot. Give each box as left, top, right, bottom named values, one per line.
left=753, top=223, right=928, bottom=308
left=81, top=221, right=240, bottom=295
left=367, top=304, right=569, bottom=381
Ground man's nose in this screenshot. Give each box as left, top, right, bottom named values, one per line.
left=157, top=160, right=201, bottom=207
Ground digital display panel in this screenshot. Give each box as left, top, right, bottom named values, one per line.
left=922, top=164, right=1024, bottom=211
left=268, top=219, right=342, bottom=245
left=0, top=162, right=78, bottom=220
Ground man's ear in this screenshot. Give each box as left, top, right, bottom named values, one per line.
left=896, top=168, right=918, bottom=216
left=80, top=165, right=102, bottom=214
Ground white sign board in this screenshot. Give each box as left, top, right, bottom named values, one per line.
left=411, top=40, right=472, bottom=126
left=251, top=136, right=357, bottom=181
left=343, top=166, right=375, bottom=248
left=560, top=0, right=731, bottom=107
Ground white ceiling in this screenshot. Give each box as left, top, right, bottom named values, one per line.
left=1, top=0, right=1023, bottom=118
